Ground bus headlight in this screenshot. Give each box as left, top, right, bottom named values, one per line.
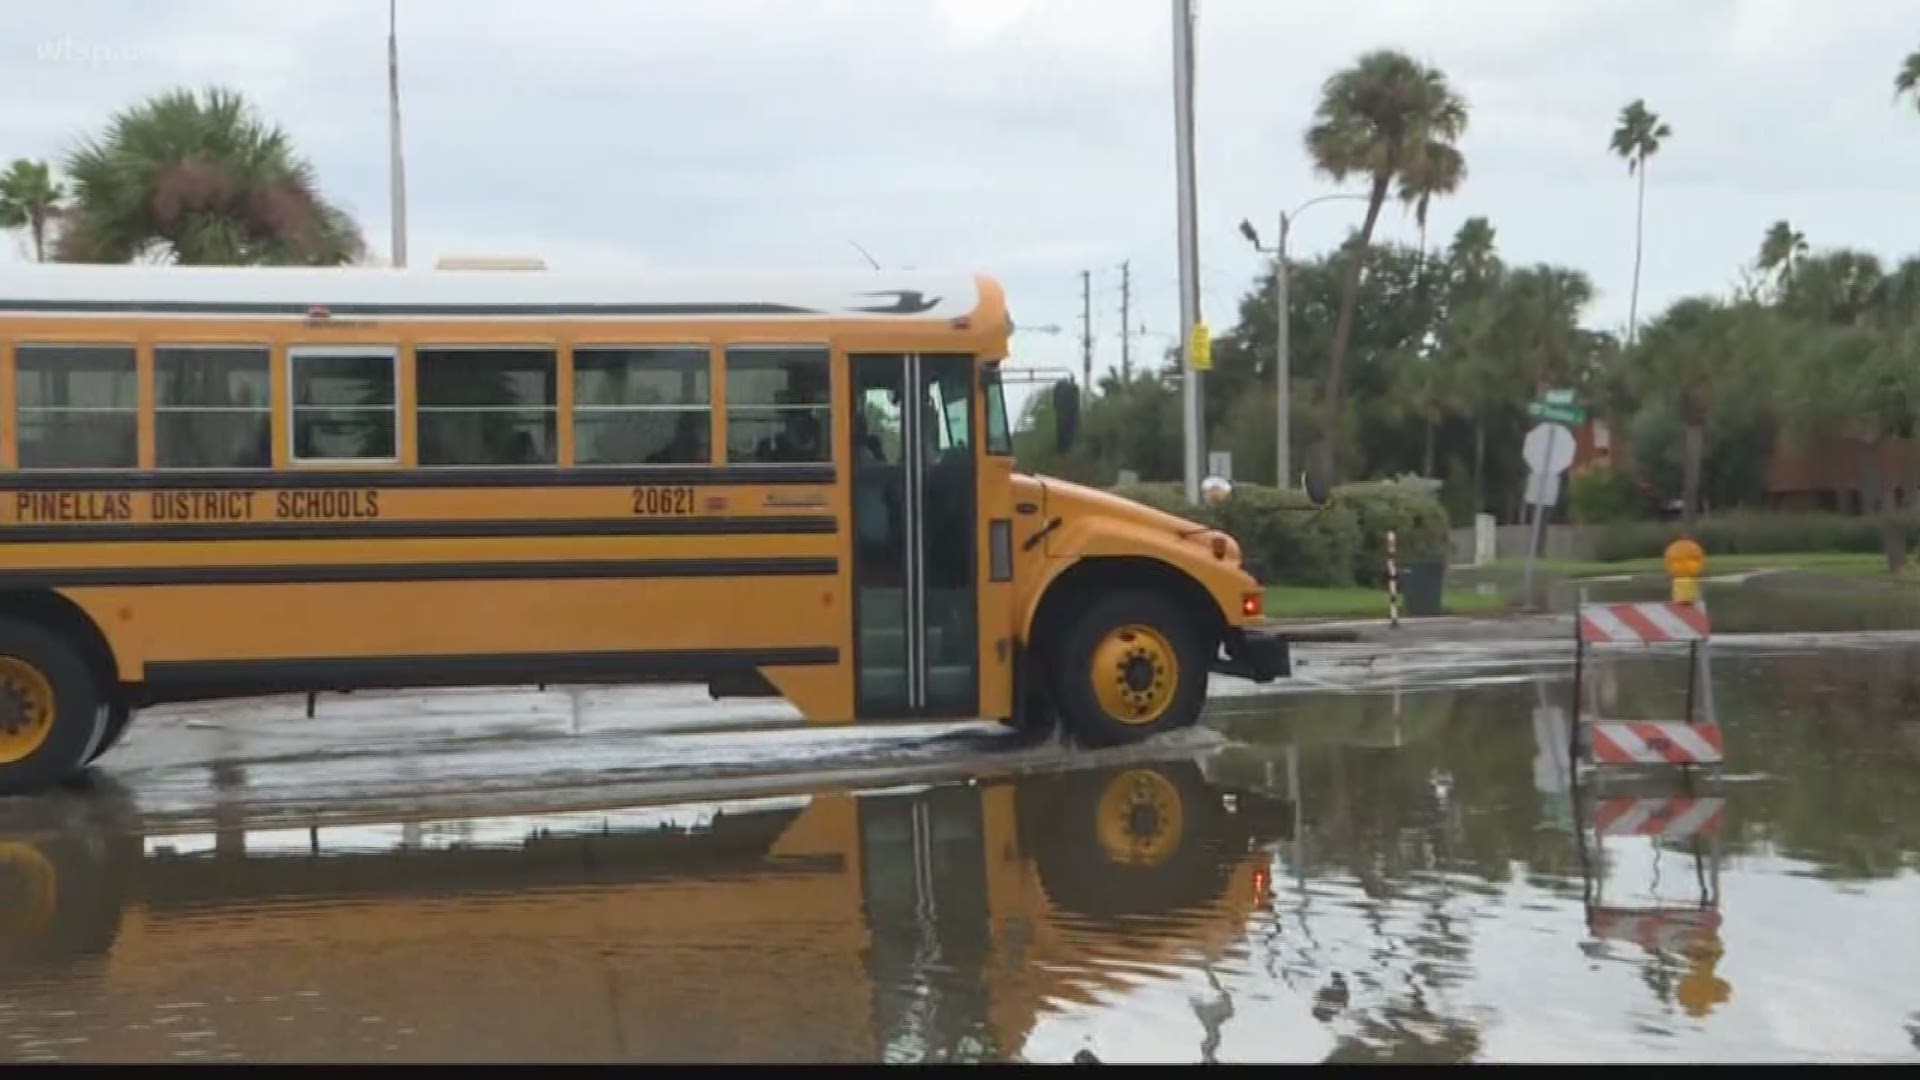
left=1201, top=475, right=1233, bottom=507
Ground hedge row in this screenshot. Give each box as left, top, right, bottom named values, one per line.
left=1587, top=511, right=1920, bottom=561
left=1115, top=480, right=1449, bottom=587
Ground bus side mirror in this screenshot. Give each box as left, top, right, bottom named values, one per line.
left=1301, top=466, right=1329, bottom=507
left=1053, top=380, right=1081, bottom=453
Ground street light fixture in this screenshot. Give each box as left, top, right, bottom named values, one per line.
left=1240, top=192, right=1369, bottom=488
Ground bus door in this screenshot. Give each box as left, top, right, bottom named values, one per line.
left=849, top=354, right=979, bottom=719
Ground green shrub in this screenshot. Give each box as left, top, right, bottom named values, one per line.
left=1587, top=510, right=1920, bottom=561
left=1339, top=480, right=1450, bottom=586
left=1113, top=479, right=1444, bottom=587
left=1568, top=466, right=1646, bottom=524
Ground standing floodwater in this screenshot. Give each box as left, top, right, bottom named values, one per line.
left=2, top=640, right=1917, bottom=1062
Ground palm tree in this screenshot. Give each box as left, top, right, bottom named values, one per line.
left=1439, top=217, right=1502, bottom=509
left=1397, top=142, right=1465, bottom=268
left=1385, top=348, right=1461, bottom=478
left=1896, top=48, right=1920, bottom=113
left=1630, top=298, right=1763, bottom=534
left=0, top=158, right=66, bottom=262
left=1447, top=217, right=1497, bottom=283
left=1756, top=220, right=1808, bottom=288
left=1609, top=99, right=1671, bottom=348
left=1305, top=50, right=1469, bottom=483
left=58, top=86, right=363, bottom=265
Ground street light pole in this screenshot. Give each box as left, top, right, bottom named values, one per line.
left=387, top=0, right=408, bottom=269
left=1240, top=192, right=1368, bottom=488
left=1171, top=0, right=1203, bottom=505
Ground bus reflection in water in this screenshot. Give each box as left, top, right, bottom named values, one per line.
left=0, top=759, right=1293, bottom=1062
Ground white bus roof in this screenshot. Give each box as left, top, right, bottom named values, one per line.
left=0, top=264, right=985, bottom=321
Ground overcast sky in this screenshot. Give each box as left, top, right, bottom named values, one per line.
left=5, top=0, right=1919, bottom=383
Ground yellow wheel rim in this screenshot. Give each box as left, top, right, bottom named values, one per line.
left=0, top=656, right=55, bottom=766
left=0, top=842, right=58, bottom=938
left=1090, top=623, right=1179, bottom=724
left=1094, top=769, right=1184, bottom=867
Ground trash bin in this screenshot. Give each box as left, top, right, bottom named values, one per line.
left=1399, top=559, right=1445, bottom=617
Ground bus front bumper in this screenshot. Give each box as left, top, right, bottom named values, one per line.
left=1214, top=627, right=1291, bottom=683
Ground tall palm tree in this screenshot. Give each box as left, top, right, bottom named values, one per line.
left=1305, top=50, right=1469, bottom=483
left=0, top=158, right=66, bottom=262
left=1756, top=220, right=1808, bottom=288
left=1397, top=142, right=1465, bottom=268
left=1609, top=99, right=1671, bottom=348
left=58, top=87, right=363, bottom=265
left=1896, top=48, right=1920, bottom=113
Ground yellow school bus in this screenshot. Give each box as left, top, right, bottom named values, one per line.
left=0, top=264, right=1288, bottom=794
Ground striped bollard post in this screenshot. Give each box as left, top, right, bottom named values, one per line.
left=1388, top=530, right=1401, bottom=626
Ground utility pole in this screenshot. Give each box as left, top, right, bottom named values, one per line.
left=1118, top=259, right=1133, bottom=384
left=1079, top=269, right=1093, bottom=399
left=387, top=0, right=408, bottom=269
left=1171, top=0, right=1203, bottom=505
left=1275, top=212, right=1290, bottom=487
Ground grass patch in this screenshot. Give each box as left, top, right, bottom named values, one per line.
left=1265, top=584, right=1511, bottom=620
left=1500, top=551, right=1902, bottom=579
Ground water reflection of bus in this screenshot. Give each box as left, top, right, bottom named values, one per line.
left=0, top=759, right=1290, bottom=1062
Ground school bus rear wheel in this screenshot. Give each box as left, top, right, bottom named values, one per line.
left=1053, top=589, right=1208, bottom=747
left=0, top=619, right=106, bottom=798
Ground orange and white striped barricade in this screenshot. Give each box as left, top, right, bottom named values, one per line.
left=1570, top=600, right=1722, bottom=772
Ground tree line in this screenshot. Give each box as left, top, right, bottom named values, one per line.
left=1018, top=45, right=1920, bottom=539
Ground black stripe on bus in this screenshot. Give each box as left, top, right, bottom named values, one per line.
left=0, top=465, right=835, bottom=490
left=0, top=299, right=824, bottom=318
left=0, top=516, right=838, bottom=544
left=0, top=556, right=836, bottom=588
left=141, top=646, right=839, bottom=699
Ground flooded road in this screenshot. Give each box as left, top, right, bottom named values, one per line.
left=2, top=636, right=1918, bottom=1061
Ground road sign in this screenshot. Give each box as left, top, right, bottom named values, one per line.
left=1207, top=449, right=1232, bottom=480
left=1527, top=400, right=1587, bottom=424
left=1544, top=388, right=1577, bottom=406
left=1188, top=321, right=1212, bottom=371
left=1523, top=422, right=1577, bottom=475
left=1522, top=469, right=1562, bottom=507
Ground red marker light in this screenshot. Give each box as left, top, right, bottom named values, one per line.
left=1211, top=535, right=1228, bottom=560
left=1241, top=592, right=1262, bottom=617
left=307, top=304, right=331, bottom=320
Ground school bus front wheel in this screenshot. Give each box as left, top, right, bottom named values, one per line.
left=1052, top=589, right=1209, bottom=747
left=0, top=618, right=108, bottom=798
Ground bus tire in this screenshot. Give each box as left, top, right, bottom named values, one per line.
left=1052, top=589, right=1208, bottom=747
left=0, top=619, right=107, bottom=798
left=84, top=699, right=134, bottom=765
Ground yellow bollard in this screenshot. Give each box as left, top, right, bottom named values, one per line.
left=1665, top=538, right=1705, bottom=605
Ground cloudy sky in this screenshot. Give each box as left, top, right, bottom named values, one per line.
left=4, top=0, right=1919, bottom=383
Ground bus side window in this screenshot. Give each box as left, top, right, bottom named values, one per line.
left=726, top=346, right=831, bottom=465
left=15, top=344, right=138, bottom=469
left=290, top=346, right=399, bottom=463
left=417, top=347, right=557, bottom=467
left=574, top=345, right=711, bottom=465
left=155, top=345, right=271, bottom=469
